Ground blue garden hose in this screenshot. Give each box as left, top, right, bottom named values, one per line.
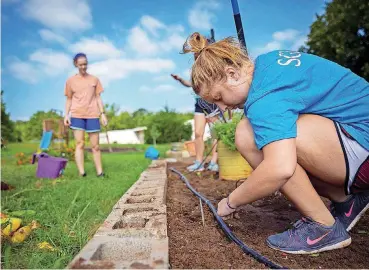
left=169, top=167, right=286, bottom=269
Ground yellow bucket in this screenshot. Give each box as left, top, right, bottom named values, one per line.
left=217, top=141, right=253, bottom=180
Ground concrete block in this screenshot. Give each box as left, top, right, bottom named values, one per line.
left=68, top=160, right=169, bottom=269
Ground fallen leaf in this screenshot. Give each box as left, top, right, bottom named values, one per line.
left=69, top=231, right=76, bottom=238
left=31, top=220, right=40, bottom=230
left=35, top=181, right=42, bottom=189
left=357, top=230, right=368, bottom=234
left=37, top=241, right=56, bottom=251
left=310, top=253, right=320, bottom=257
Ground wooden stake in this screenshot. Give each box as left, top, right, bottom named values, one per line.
left=199, top=198, right=205, bottom=227
left=105, top=128, right=113, bottom=153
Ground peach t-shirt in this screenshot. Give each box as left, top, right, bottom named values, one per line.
left=64, top=74, right=103, bottom=119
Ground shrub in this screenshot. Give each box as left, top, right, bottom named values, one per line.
left=15, top=152, right=33, bottom=166
left=145, top=111, right=192, bottom=144
left=211, top=112, right=244, bottom=151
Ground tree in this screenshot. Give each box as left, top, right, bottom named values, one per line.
left=301, top=0, right=369, bottom=81
left=1, top=91, right=16, bottom=142
left=150, top=125, right=161, bottom=146
left=23, top=110, right=60, bottom=141
left=145, top=111, right=192, bottom=144
left=132, top=108, right=148, bottom=118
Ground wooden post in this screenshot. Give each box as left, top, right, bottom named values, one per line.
left=105, top=128, right=113, bottom=153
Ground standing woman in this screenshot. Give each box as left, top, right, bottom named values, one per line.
left=64, top=53, right=107, bottom=177
left=171, top=73, right=220, bottom=172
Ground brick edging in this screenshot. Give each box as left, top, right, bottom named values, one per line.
left=67, top=160, right=169, bottom=269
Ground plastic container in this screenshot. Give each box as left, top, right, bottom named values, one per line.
left=184, top=141, right=196, bottom=157
left=32, top=153, right=68, bottom=179
left=217, top=141, right=252, bottom=180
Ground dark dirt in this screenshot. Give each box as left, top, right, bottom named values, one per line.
left=85, top=147, right=137, bottom=153
left=166, top=162, right=369, bottom=269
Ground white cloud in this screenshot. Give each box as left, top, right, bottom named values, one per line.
left=139, top=84, right=176, bottom=93
left=153, top=75, right=171, bottom=82
left=253, top=29, right=307, bottom=56
left=127, top=16, right=186, bottom=56
left=168, top=25, right=185, bottom=33
left=69, top=37, right=122, bottom=60
left=39, top=29, right=68, bottom=45
left=7, top=57, right=39, bottom=84
left=272, top=29, right=300, bottom=41
left=291, top=36, right=307, bottom=51
left=255, top=41, right=282, bottom=55
left=128, top=26, right=159, bottom=55
left=88, top=58, right=175, bottom=86
left=188, top=1, right=219, bottom=30
left=162, top=33, right=185, bottom=52
left=140, top=15, right=166, bottom=37
left=21, top=0, right=92, bottom=31
left=7, top=49, right=71, bottom=83
left=29, top=49, right=70, bottom=76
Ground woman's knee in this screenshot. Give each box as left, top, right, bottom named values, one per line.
left=76, top=140, right=85, bottom=149
left=235, top=118, right=263, bottom=168
left=235, top=118, right=257, bottom=152
left=91, top=144, right=100, bottom=153
left=195, top=130, right=204, bottom=139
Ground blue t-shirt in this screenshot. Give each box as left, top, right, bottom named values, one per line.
left=245, top=50, right=369, bottom=151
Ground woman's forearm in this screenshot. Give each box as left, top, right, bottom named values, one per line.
left=97, top=96, right=104, bottom=113
left=65, top=98, right=72, bottom=116
left=179, top=78, right=192, bottom=87
left=228, top=160, right=291, bottom=207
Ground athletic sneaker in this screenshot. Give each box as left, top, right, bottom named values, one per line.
left=207, top=161, right=219, bottom=172
left=266, top=217, right=351, bottom=254
left=186, top=160, right=204, bottom=172
left=330, top=192, right=369, bottom=231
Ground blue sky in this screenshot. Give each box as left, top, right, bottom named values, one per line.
left=1, top=0, right=327, bottom=120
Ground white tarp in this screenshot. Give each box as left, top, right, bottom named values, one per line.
left=99, top=127, right=146, bottom=144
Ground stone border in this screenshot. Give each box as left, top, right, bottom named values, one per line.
left=67, top=160, right=168, bottom=269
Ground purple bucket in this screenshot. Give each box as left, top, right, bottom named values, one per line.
left=32, top=153, right=68, bottom=179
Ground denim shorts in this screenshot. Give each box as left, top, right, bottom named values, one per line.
left=70, top=118, right=101, bottom=133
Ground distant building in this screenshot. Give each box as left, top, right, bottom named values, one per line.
left=99, top=127, right=147, bottom=144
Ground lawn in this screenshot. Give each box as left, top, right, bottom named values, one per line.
left=1, top=143, right=169, bottom=269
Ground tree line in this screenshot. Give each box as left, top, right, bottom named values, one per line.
left=1, top=97, right=193, bottom=144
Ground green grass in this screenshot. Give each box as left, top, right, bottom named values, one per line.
left=1, top=143, right=170, bottom=269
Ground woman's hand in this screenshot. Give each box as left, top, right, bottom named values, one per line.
left=206, top=115, right=218, bottom=124
left=171, top=74, right=192, bottom=87
left=101, top=113, right=108, bottom=127
left=64, top=116, right=70, bottom=126
left=171, top=74, right=181, bottom=81
left=217, top=197, right=236, bottom=217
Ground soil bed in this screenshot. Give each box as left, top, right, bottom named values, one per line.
left=85, top=147, right=137, bottom=153
left=167, top=161, right=369, bottom=269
